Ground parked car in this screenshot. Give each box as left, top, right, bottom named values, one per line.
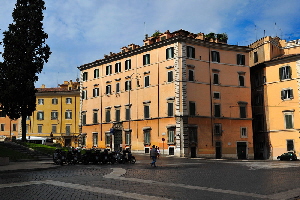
left=277, top=152, right=297, bottom=161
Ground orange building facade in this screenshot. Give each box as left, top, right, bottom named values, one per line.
left=79, top=30, right=254, bottom=158
left=250, top=37, right=300, bottom=159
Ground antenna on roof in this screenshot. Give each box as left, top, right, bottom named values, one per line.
left=144, top=22, right=147, bottom=39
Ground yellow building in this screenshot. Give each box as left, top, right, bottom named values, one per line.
left=250, top=37, right=300, bottom=159
left=79, top=30, right=254, bottom=158
left=0, top=111, right=19, bottom=141
left=26, top=80, right=80, bottom=147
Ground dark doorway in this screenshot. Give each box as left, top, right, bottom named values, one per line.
left=237, top=142, right=247, bottom=159
left=65, top=138, right=71, bottom=147
left=215, top=141, right=222, bottom=159
left=191, top=147, right=196, bottom=158
left=114, top=130, right=122, bottom=151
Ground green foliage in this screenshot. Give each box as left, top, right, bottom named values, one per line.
left=205, top=32, right=228, bottom=41
left=0, top=0, right=51, bottom=141
left=18, top=142, right=58, bottom=155
left=205, top=32, right=216, bottom=40
left=151, top=30, right=162, bottom=37
left=217, top=33, right=228, bottom=41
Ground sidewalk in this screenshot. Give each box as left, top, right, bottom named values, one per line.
left=0, top=160, right=59, bottom=173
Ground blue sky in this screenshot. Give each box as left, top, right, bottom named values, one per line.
left=1, top=0, right=300, bottom=88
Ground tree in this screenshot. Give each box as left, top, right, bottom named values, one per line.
left=0, top=0, right=51, bottom=141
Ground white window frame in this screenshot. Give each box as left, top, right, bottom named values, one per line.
left=38, top=99, right=44, bottom=105
left=241, top=127, right=247, bottom=138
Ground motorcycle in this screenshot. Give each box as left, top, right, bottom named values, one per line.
left=53, top=149, right=66, bottom=165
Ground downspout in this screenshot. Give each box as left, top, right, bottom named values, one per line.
left=157, top=49, right=160, bottom=138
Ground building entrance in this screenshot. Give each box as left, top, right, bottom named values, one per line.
left=215, top=141, right=222, bottom=159
left=237, top=142, right=247, bottom=159
left=114, top=130, right=122, bottom=151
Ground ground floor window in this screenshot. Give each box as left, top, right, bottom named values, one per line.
left=93, top=132, right=98, bottom=147
left=168, top=128, right=175, bottom=143
left=287, top=140, right=294, bottom=151
left=105, top=134, right=111, bottom=146
left=125, top=131, right=131, bottom=145
left=144, top=129, right=151, bottom=145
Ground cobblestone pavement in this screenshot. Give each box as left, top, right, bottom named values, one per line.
left=1, top=155, right=300, bottom=200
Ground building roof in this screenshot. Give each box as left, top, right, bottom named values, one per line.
left=36, top=87, right=79, bottom=93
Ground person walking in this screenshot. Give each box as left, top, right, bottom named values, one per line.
left=150, top=145, right=158, bottom=167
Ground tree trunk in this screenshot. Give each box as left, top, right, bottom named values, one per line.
left=21, top=112, right=27, bottom=142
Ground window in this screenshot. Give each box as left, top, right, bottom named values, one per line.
left=125, top=131, right=131, bottom=145
left=281, top=89, right=294, bottom=100
left=279, top=66, right=291, bottom=80
left=52, top=124, right=57, bottom=134
left=143, top=54, right=150, bottom=65
left=144, top=105, right=150, bottom=119
left=239, top=104, right=247, bottom=118
left=167, top=71, right=173, bottom=82
left=105, top=108, right=111, bottom=122
left=66, top=125, right=71, bottom=135
left=52, top=98, right=58, bottom=105
left=167, top=102, right=174, bottom=117
left=94, top=69, right=99, bottom=78
left=93, top=88, right=99, bottom=97
left=125, top=80, right=131, bottom=91
left=287, top=140, right=294, bottom=151
left=106, top=65, right=112, bottom=75
left=38, top=125, right=42, bottom=133
left=105, top=134, right=111, bottom=145
left=166, top=47, right=174, bottom=59
left=144, top=129, right=151, bottom=144
left=82, top=90, right=87, bottom=100
left=144, top=76, right=150, bottom=87
left=37, top=111, right=44, bottom=120
left=214, top=104, right=221, bottom=117
left=237, top=54, right=245, bottom=65
left=116, top=82, right=120, bottom=93
left=187, top=46, right=195, bottom=58
left=51, top=111, right=58, bottom=120
left=214, top=123, right=222, bottom=136
left=115, top=108, right=120, bottom=122
left=211, top=51, right=220, bottom=63
left=213, top=73, right=219, bottom=84
left=93, top=110, right=98, bottom=124
left=0, top=124, right=5, bottom=131
left=239, top=74, right=245, bottom=86
left=12, top=124, right=17, bottom=132
left=66, top=98, right=72, bottom=104
left=125, top=59, right=131, bottom=70
left=254, top=52, right=258, bottom=63
left=188, top=70, right=194, bottom=81
left=82, top=112, right=86, bottom=125
left=93, top=133, right=98, bottom=147
left=125, top=106, right=131, bottom=121
left=189, top=128, right=197, bottom=143
left=106, top=85, right=111, bottom=94
left=38, top=99, right=44, bottom=105
left=241, top=127, right=247, bottom=138
left=115, top=62, right=121, bottom=73
left=213, top=92, right=220, bottom=99
left=83, top=72, right=88, bottom=81
left=284, top=112, right=294, bottom=129
left=65, top=110, right=72, bottom=119
left=189, top=101, right=196, bottom=116
left=168, top=128, right=175, bottom=143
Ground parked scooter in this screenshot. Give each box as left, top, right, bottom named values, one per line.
left=53, top=149, right=66, bottom=165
